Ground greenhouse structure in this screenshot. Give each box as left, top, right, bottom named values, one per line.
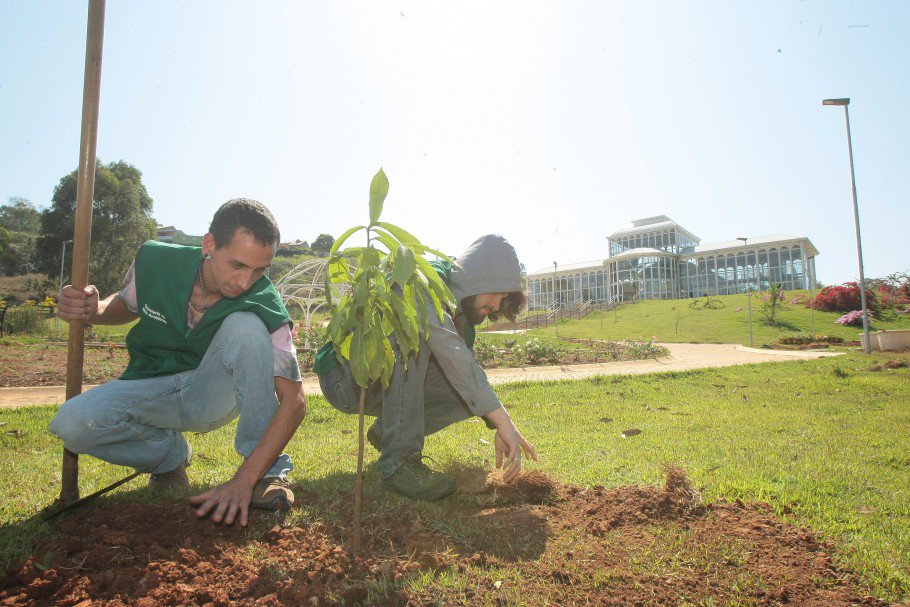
left=526, top=215, right=818, bottom=309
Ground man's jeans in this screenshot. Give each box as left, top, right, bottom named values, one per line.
left=318, top=343, right=472, bottom=478
left=49, top=312, right=293, bottom=479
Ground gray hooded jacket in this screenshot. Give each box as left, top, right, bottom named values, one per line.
left=426, top=234, right=523, bottom=418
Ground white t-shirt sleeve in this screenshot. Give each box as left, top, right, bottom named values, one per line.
left=121, top=257, right=300, bottom=380
left=271, top=324, right=302, bottom=381
left=118, top=262, right=139, bottom=313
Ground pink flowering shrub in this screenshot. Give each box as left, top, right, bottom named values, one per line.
left=835, top=310, right=871, bottom=326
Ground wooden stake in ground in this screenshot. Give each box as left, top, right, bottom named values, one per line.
left=325, top=169, right=456, bottom=554
left=60, top=0, right=107, bottom=506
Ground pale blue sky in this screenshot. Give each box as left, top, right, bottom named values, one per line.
left=1, top=1, right=907, bottom=284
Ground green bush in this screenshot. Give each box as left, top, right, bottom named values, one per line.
left=779, top=332, right=813, bottom=345
left=3, top=303, right=47, bottom=335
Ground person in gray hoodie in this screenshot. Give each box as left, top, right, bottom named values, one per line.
left=315, top=234, right=538, bottom=500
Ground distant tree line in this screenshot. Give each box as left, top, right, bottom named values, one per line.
left=2, top=160, right=158, bottom=296
left=2, top=160, right=338, bottom=297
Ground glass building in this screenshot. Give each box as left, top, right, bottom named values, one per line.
left=527, top=216, right=818, bottom=309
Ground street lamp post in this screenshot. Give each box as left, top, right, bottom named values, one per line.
left=552, top=261, right=558, bottom=338
left=823, top=98, right=871, bottom=354
left=56, top=240, right=73, bottom=335
left=737, top=238, right=754, bottom=346
left=808, top=258, right=816, bottom=337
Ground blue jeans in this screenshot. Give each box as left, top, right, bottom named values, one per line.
left=49, top=312, right=293, bottom=479
left=318, top=342, right=472, bottom=478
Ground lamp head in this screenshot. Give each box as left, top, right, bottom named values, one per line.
left=822, top=98, right=850, bottom=106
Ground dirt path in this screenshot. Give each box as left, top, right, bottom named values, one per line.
left=0, top=343, right=839, bottom=409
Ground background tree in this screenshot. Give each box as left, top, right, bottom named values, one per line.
left=37, top=160, right=157, bottom=295
left=0, top=226, right=17, bottom=275
left=0, top=197, right=41, bottom=275
left=312, top=233, right=335, bottom=256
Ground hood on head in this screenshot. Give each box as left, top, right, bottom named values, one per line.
left=448, top=234, right=523, bottom=304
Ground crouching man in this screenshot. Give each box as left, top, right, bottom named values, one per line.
left=50, top=199, right=306, bottom=526
left=315, top=234, right=538, bottom=501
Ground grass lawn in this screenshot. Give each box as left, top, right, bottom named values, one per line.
left=520, top=290, right=910, bottom=345
left=1, top=350, right=908, bottom=602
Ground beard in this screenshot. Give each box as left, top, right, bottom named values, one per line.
left=460, top=296, right=487, bottom=325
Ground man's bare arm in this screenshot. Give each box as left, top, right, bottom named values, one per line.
left=57, top=285, right=138, bottom=326
left=188, top=376, right=307, bottom=526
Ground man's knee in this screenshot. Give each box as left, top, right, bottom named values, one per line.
left=220, top=311, right=267, bottom=335
left=218, top=312, right=270, bottom=350
left=49, top=402, right=103, bottom=453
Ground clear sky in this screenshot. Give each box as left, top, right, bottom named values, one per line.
left=1, top=1, right=907, bottom=284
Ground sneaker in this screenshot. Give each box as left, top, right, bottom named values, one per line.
left=367, top=424, right=381, bottom=452
left=251, top=477, right=294, bottom=511
left=148, top=444, right=192, bottom=493
left=381, top=453, right=456, bottom=501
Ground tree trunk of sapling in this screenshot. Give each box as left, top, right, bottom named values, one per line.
left=352, top=386, right=366, bottom=555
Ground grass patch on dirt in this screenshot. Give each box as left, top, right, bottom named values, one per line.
left=0, top=350, right=908, bottom=604
left=520, top=289, right=910, bottom=345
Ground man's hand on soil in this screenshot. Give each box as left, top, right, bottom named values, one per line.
left=494, top=425, right=538, bottom=483
left=189, top=478, right=253, bottom=527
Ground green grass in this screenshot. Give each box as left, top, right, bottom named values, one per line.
left=1, top=351, right=908, bottom=601
left=523, top=290, right=910, bottom=345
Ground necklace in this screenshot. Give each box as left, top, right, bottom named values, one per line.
left=191, top=258, right=209, bottom=313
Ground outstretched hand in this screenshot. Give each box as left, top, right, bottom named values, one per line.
left=189, top=477, right=254, bottom=527
left=494, top=424, right=538, bottom=483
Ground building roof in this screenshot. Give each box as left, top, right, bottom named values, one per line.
left=694, top=234, right=819, bottom=257
left=525, top=235, right=820, bottom=279
left=527, top=260, right=605, bottom=277
left=608, top=247, right=675, bottom=262
left=608, top=216, right=701, bottom=243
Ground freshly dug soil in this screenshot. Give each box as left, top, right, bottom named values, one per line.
left=1, top=470, right=892, bottom=606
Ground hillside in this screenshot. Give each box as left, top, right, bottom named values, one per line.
left=516, top=290, right=910, bottom=345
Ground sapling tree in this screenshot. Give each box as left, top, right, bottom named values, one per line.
left=325, top=168, right=456, bottom=553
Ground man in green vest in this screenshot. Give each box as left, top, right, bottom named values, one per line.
left=315, top=234, right=538, bottom=501
left=50, top=199, right=306, bottom=527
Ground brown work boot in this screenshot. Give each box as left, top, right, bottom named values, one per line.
left=148, top=445, right=192, bottom=494
left=251, top=477, right=294, bottom=511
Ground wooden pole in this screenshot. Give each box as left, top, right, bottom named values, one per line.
left=60, top=0, right=107, bottom=506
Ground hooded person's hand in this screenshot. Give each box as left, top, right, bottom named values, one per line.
left=494, top=422, right=538, bottom=483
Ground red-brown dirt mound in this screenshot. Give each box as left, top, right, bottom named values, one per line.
left=1, top=471, right=894, bottom=606
left=568, top=466, right=705, bottom=535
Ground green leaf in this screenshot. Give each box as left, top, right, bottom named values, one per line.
left=349, top=330, right=369, bottom=387
left=389, top=245, right=416, bottom=287
left=361, top=247, right=382, bottom=268
left=330, top=225, right=365, bottom=256
left=370, top=229, right=400, bottom=254
left=380, top=341, right=395, bottom=388
left=369, top=168, right=390, bottom=225
left=328, top=256, right=352, bottom=283
left=375, top=221, right=420, bottom=245
left=414, top=255, right=455, bottom=313
left=414, top=244, right=452, bottom=262
left=339, top=333, right=354, bottom=359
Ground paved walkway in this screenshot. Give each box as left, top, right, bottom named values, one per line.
left=0, top=343, right=840, bottom=409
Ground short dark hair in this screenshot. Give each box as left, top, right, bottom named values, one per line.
left=208, top=198, right=280, bottom=248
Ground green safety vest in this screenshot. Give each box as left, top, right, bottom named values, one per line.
left=313, top=259, right=472, bottom=375
left=121, top=240, right=292, bottom=380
